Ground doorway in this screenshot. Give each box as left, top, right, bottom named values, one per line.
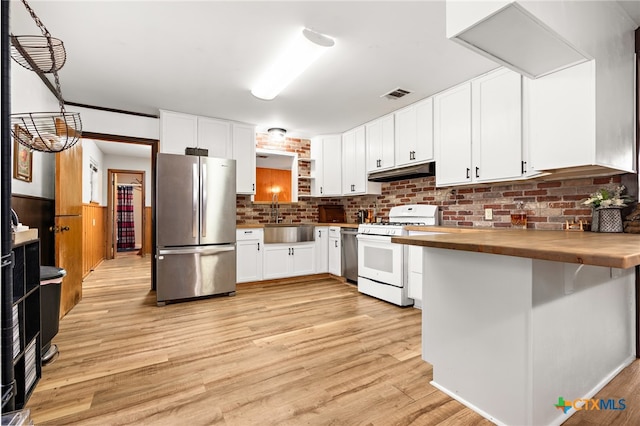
left=108, top=169, right=146, bottom=258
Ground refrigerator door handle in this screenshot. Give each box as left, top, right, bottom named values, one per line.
left=201, top=162, right=207, bottom=238
left=192, top=163, right=198, bottom=239
left=158, top=246, right=235, bottom=256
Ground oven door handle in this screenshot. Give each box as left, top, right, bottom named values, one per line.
left=356, top=234, right=393, bottom=243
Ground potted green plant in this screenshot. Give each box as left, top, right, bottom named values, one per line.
left=582, top=185, right=632, bottom=232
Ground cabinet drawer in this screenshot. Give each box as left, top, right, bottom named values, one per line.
left=236, top=228, right=264, bottom=241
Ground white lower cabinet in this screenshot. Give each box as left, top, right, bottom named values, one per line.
left=315, top=226, right=329, bottom=273
left=236, top=229, right=263, bottom=283
left=328, top=226, right=341, bottom=276
left=263, top=242, right=315, bottom=280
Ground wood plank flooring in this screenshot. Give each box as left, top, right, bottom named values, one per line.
left=26, top=254, right=639, bottom=425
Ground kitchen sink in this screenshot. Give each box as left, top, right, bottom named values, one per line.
left=264, top=224, right=315, bottom=243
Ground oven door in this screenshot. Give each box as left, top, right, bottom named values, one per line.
left=356, top=234, right=404, bottom=287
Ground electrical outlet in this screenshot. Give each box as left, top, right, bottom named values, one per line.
left=484, top=208, right=493, bottom=220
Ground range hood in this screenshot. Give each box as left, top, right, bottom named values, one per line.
left=368, top=162, right=435, bottom=183
left=447, top=1, right=588, bottom=79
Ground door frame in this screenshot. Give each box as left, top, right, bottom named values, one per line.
left=107, top=169, right=146, bottom=259
left=81, top=132, right=159, bottom=289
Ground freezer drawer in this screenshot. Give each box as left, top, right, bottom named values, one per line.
left=156, top=245, right=236, bottom=304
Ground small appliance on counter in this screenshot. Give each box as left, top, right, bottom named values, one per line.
left=357, top=210, right=368, bottom=224
left=318, top=204, right=345, bottom=223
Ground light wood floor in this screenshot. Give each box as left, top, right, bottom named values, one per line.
left=27, top=255, right=639, bottom=425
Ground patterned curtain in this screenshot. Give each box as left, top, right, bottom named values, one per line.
left=117, top=185, right=136, bottom=251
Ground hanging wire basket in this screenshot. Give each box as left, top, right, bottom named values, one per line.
left=11, top=112, right=82, bottom=153
left=10, top=35, right=66, bottom=73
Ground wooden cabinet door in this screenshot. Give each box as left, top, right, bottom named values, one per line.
left=55, top=141, right=83, bottom=317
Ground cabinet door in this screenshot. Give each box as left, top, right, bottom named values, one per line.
left=320, top=135, right=342, bottom=196
left=315, top=227, right=329, bottom=273
left=160, top=110, right=197, bottom=155
left=394, top=105, right=416, bottom=167
left=414, top=97, right=434, bottom=163
left=263, top=245, right=290, bottom=280
left=528, top=61, right=596, bottom=171
left=342, top=130, right=356, bottom=194
left=379, top=114, right=395, bottom=169
left=328, top=237, right=341, bottom=276
left=434, top=82, right=472, bottom=186
left=291, top=244, right=315, bottom=277
left=233, top=124, right=256, bottom=194
left=198, top=117, right=232, bottom=159
left=366, top=120, right=382, bottom=173
left=472, top=68, right=522, bottom=182
left=352, top=126, right=367, bottom=193
left=236, top=239, right=262, bottom=283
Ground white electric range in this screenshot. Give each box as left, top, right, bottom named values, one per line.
left=356, top=205, right=440, bottom=306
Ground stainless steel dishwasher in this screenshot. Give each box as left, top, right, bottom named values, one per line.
left=341, top=227, right=358, bottom=283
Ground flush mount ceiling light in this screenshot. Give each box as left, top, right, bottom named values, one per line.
left=251, top=28, right=335, bottom=100
left=268, top=127, right=287, bottom=142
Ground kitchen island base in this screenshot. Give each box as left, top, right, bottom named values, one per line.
left=422, top=247, right=635, bottom=426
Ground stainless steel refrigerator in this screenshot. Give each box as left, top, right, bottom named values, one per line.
left=156, top=153, right=236, bottom=305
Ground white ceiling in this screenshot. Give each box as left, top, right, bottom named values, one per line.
left=9, top=0, right=501, bottom=139
left=10, top=1, right=639, bottom=143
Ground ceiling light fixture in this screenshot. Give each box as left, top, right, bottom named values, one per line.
left=251, top=28, right=335, bottom=100
left=268, top=127, right=287, bottom=142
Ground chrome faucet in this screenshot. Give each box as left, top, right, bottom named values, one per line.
left=271, top=193, right=282, bottom=223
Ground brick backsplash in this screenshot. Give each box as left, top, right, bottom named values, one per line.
left=237, top=134, right=630, bottom=230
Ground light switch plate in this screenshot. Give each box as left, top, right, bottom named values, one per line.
left=484, top=208, right=493, bottom=220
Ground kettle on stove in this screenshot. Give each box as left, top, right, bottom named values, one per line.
left=357, top=210, right=368, bottom=224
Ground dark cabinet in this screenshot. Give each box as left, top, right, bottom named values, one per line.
left=3, top=239, right=41, bottom=411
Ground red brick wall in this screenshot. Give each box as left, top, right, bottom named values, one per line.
left=237, top=134, right=628, bottom=230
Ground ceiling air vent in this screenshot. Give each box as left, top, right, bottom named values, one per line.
left=381, top=87, right=412, bottom=100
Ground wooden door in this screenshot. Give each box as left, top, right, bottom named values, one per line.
left=55, top=141, right=83, bottom=317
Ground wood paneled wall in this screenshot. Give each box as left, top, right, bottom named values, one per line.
left=11, top=195, right=55, bottom=265
left=82, top=203, right=106, bottom=277
left=144, top=207, right=152, bottom=254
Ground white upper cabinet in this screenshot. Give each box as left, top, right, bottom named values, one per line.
left=160, top=110, right=197, bottom=155
left=342, top=126, right=381, bottom=195
left=366, top=114, right=395, bottom=173
left=394, top=97, right=434, bottom=167
left=197, top=116, right=232, bottom=159
left=160, top=110, right=256, bottom=194
left=471, top=68, right=523, bottom=182
left=311, top=135, right=342, bottom=196
left=434, top=82, right=472, bottom=186
left=435, top=68, right=525, bottom=187
left=232, top=123, right=256, bottom=195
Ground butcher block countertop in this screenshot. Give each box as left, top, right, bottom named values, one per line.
left=237, top=223, right=358, bottom=229
left=393, top=227, right=640, bottom=269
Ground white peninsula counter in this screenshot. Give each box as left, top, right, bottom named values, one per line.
left=392, top=228, right=639, bottom=426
